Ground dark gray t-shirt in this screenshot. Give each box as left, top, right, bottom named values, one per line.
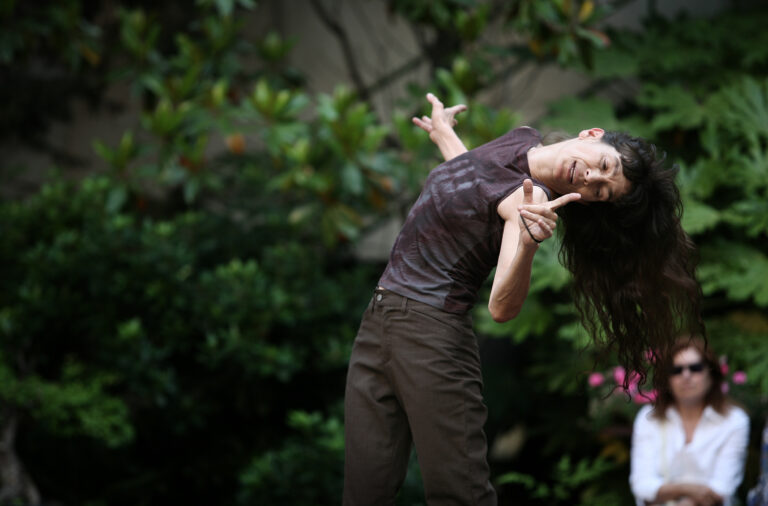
left=378, top=126, right=550, bottom=314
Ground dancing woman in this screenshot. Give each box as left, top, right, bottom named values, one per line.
left=343, top=94, right=701, bottom=505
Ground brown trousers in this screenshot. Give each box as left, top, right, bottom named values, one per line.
left=343, top=288, right=496, bottom=505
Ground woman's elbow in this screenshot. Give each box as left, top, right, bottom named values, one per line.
left=488, top=302, right=521, bottom=323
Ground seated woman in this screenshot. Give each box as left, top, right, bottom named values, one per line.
left=630, top=336, right=750, bottom=506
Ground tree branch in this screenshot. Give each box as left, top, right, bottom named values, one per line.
left=0, top=410, right=41, bottom=505
left=309, top=0, right=370, bottom=100
left=363, top=54, right=426, bottom=97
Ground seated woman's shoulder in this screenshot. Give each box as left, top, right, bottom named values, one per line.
left=726, top=403, right=750, bottom=422
left=634, top=404, right=656, bottom=421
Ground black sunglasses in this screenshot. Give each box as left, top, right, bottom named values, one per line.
left=670, top=362, right=706, bottom=376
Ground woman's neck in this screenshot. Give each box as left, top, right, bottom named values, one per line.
left=526, top=144, right=551, bottom=184
left=675, top=402, right=705, bottom=444
left=675, top=401, right=705, bottom=422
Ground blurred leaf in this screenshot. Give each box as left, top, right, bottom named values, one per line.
left=541, top=97, right=618, bottom=133
left=474, top=293, right=553, bottom=342
left=681, top=197, right=720, bottom=235
left=105, top=184, right=128, bottom=214
left=341, top=163, right=364, bottom=195
left=722, top=199, right=768, bottom=237
left=638, top=84, right=705, bottom=132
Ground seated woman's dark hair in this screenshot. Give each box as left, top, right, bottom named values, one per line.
left=555, top=131, right=703, bottom=394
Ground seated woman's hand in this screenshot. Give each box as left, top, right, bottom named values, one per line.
left=685, top=484, right=724, bottom=506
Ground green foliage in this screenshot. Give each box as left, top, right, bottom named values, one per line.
left=5, top=1, right=768, bottom=505
left=0, top=165, right=374, bottom=504
left=510, top=0, right=610, bottom=66
left=496, top=455, right=621, bottom=505
left=531, top=9, right=768, bottom=505
left=675, top=75, right=768, bottom=309
left=238, top=410, right=345, bottom=504
left=0, top=3, right=398, bottom=503
left=470, top=7, right=768, bottom=506
left=198, top=0, right=257, bottom=18
left=0, top=0, right=100, bottom=67
left=0, top=0, right=106, bottom=150
left=238, top=409, right=426, bottom=506
left=0, top=355, right=132, bottom=448
left=388, top=0, right=609, bottom=98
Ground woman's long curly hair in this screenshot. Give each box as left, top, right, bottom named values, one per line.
left=554, top=131, right=703, bottom=395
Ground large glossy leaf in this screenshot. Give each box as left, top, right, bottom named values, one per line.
left=699, top=241, right=768, bottom=306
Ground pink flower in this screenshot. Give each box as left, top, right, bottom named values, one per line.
left=721, top=382, right=730, bottom=394
left=613, top=366, right=642, bottom=392
left=588, top=372, right=605, bottom=388
left=732, top=371, right=747, bottom=385
left=633, top=389, right=657, bottom=404
left=613, top=366, right=625, bottom=385
left=720, top=356, right=729, bottom=375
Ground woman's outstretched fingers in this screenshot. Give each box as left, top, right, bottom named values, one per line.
left=519, top=209, right=555, bottom=230
left=519, top=204, right=558, bottom=221
left=549, top=192, right=581, bottom=210
left=426, top=93, right=444, bottom=118
left=444, top=104, right=467, bottom=126
left=412, top=116, right=432, bottom=132
left=426, top=92, right=443, bottom=107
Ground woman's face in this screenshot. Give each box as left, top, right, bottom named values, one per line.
left=669, top=347, right=712, bottom=407
left=548, top=128, right=632, bottom=203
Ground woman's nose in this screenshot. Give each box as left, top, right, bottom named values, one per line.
left=584, top=169, right=607, bottom=185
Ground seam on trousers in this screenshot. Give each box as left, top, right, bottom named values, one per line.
left=464, top=388, right=474, bottom=505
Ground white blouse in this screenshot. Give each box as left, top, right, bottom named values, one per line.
left=629, top=404, right=750, bottom=506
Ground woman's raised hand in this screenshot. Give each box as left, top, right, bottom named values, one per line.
left=518, top=179, right=580, bottom=245
left=412, top=93, right=467, bottom=142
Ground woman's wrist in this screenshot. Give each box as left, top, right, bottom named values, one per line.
left=429, top=126, right=456, bottom=146
left=431, top=128, right=467, bottom=160
left=517, top=234, right=540, bottom=253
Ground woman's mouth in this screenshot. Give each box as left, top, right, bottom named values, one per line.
left=569, top=161, right=575, bottom=184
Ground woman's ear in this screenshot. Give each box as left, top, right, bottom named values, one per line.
left=578, top=128, right=605, bottom=140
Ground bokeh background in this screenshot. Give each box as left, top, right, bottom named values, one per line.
left=2, top=0, right=768, bottom=504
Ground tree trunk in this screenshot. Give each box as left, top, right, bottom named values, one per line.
left=0, top=410, right=41, bottom=505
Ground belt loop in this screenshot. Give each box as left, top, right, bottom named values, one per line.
left=400, top=294, right=407, bottom=312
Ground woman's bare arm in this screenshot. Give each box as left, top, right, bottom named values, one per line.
left=490, top=181, right=579, bottom=321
